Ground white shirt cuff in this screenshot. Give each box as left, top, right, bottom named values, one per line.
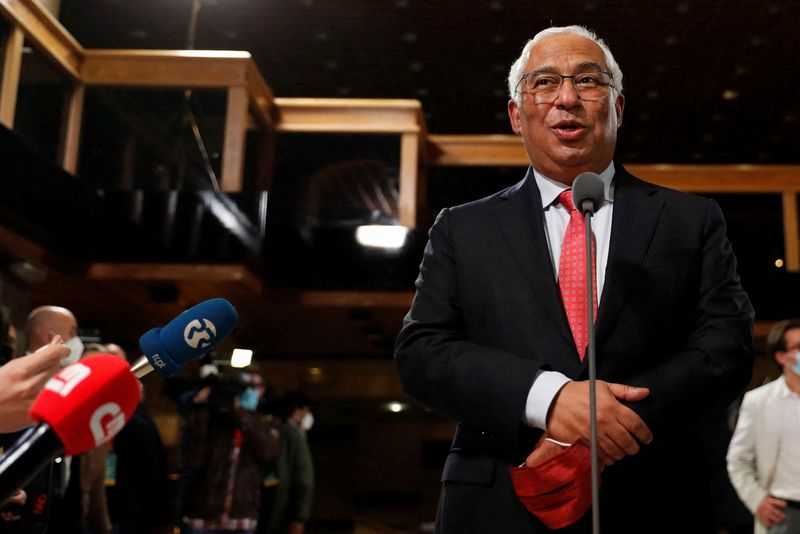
left=523, top=370, right=572, bottom=430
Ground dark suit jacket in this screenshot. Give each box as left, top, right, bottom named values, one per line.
left=395, top=164, right=754, bottom=533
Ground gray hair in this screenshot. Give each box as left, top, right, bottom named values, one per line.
left=507, top=25, right=624, bottom=105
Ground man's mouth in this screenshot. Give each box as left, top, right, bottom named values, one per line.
left=552, top=121, right=587, bottom=141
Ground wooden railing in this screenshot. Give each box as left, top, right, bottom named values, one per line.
left=431, top=134, right=800, bottom=272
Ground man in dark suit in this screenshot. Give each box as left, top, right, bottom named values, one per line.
left=394, top=25, right=754, bottom=533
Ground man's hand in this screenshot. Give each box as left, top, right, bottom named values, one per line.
left=546, top=380, right=652, bottom=466
left=525, top=435, right=567, bottom=467
left=0, top=337, right=68, bottom=433
left=0, top=489, right=26, bottom=521
left=756, top=495, right=786, bottom=528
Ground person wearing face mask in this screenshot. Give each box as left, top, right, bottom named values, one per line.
left=24, top=305, right=83, bottom=368
left=0, top=306, right=70, bottom=534
left=181, top=371, right=278, bottom=534
left=260, top=392, right=315, bottom=534
left=728, top=319, right=800, bottom=534
left=0, top=305, right=84, bottom=533
left=0, top=306, right=68, bottom=434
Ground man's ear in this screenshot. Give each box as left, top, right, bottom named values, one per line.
left=615, top=93, right=625, bottom=129
left=508, top=99, right=522, bottom=135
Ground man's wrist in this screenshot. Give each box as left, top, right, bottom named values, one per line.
left=523, top=371, right=571, bottom=430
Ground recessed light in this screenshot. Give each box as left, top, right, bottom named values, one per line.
left=230, top=349, right=253, bottom=368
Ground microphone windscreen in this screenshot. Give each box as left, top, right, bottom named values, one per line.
left=572, top=172, right=605, bottom=214
left=30, top=354, right=141, bottom=456
left=139, top=298, right=239, bottom=375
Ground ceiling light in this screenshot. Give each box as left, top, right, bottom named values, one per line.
left=356, top=225, right=408, bottom=249
left=230, top=348, right=253, bottom=368
left=386, top=402, right=406, bottom=413
left=307, top=367, right=324, bottom=383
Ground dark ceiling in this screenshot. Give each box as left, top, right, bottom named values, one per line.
left=59, top=0, right=800, bottom=164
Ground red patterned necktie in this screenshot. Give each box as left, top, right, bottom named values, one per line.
left=557, top=190, right=598, bottom=361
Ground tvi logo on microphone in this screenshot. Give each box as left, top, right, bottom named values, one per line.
left=90, top=402, right=125, bottom=446
left=184, top=318, right=217, bottom=349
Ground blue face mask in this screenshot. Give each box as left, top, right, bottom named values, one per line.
left=239, top=387, right=259, bottom=411
left=793, top=352, right=800, bottom=375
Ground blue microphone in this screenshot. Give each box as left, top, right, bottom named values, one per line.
left=131, top=298, right=239, bottom=378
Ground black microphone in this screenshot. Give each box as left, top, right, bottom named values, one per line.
left=572, top=172, right=604, bottom=215
left=0, top=425, right=61, bottom=505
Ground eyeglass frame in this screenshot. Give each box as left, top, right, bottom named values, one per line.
left=514, top=69, right=617, bottom=103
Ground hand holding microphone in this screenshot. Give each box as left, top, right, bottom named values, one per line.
left=0, top=354, right=141, bottom=504
left=0, top=338, right=68, bottom=433
left=132, top=298, right=239, bottom=378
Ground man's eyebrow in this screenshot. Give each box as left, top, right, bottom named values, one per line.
left=576, top=61, right=606, bottom=72
left=528, top=66, right=558, bottom=76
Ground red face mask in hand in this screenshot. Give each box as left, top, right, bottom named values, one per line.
left=510, top=440, right=595, bottom=529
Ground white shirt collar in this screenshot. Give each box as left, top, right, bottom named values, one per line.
left=777, top=374, right=800, bottom=399
left=533, top=161, right=616, bottom=209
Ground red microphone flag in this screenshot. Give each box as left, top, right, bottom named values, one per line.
left=29, top=354, right=141, bottom=456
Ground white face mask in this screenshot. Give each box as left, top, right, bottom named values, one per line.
left=301, top=412, right=314, bottom=432
left=60, top=336, right=84, bottom=367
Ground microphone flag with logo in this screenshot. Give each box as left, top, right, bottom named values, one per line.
left=138, top=298, right=238, bottom=376
left=30, top=353, right=141, bottom=455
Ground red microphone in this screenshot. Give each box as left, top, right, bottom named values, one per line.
left=0, top=354, right=141, bottom=503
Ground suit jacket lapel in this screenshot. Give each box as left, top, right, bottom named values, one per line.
left=595, top=164, right=664, bottom=348
left=491, top=170, right=575, bottom=351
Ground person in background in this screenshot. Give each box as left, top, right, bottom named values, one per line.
left=0, top=306, right=17, bottom=366
left=181, top=371, right=278, bottom=534
left=261, top=392, right=315, bottom=534
left=0, top=306, right=75, bottom=533
left=68, top=343, right=113, bottom=534
left=0, top=305, right=66, bottom=433
left=22, top=306, right=84, bottom=534
left=728, top=319, right=800, bottom=534
left=103, top=342, right=171, bottom=534
left=24, top=306, right=83, bottom=368
left=0, top=305, right=66, bottom=534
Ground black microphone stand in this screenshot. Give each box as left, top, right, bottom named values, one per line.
left=581, top=202, right=600, bottom=534
left=573, top=171, right=604, bottom=534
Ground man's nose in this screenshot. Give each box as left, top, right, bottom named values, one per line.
left=553, top=78, right=580, bottom=109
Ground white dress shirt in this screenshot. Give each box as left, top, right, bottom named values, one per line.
left=523, top=162, right=616, bottom=430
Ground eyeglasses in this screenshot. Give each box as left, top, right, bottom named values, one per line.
left=515, top=71, right=616, bottom=104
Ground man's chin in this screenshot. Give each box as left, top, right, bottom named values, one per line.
left=549, top=150, right=593, bottom=169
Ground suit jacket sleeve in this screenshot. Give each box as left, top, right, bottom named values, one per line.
left=395, top=207, right=542, bottom=444
left=726, top=389, right=766, bottom=513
